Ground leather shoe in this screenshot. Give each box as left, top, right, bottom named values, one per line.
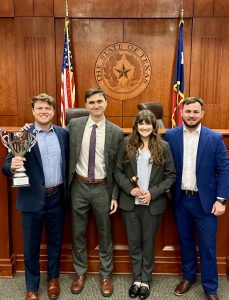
left=175, top=279, right=196, bottom=295
left=129, top=283, right=140, bottom=298
left=71, top=275, right=85, bottom=294
left=47, top=278, right=60, bottom=300
left=139, top=286, right=150, bottom=300
left=26, top=291, right=39, bottom=300
left=101, top=278, right=113, bottom=297
left=206, top=295, right=219, bottom=300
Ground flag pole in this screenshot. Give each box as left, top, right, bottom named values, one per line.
left=66, top=0, right=69, bottom=17
left=65, top=0, right=74, bottom=104
left=175, top=6, right=184, bottom=126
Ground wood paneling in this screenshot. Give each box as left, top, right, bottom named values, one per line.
left=14, top=0, right=33, bottom=17
left=123, top=0, right=193, bottom=18
left=0, top=19, right=17, bottom=119
left=0, top=0, right=14, bottom=17
left=190, top=18, right=229, bottom=129
left=54, top=0, right=122, bottom=18
left=214, top=0, right=229, bottom=17
left=194, top=0, right=214, bottom=17
left=54, top=0, right=193, bottom=18
left=15, top=17, right=57, bottom=126
left=34, top=0, right=54, bottom=16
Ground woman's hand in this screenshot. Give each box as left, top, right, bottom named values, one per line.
left=130, top=187, right=145, bottom=197
left=138, top=191, right=152, bottom=205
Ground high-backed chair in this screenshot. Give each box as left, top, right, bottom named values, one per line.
left=137, top=102, right=165, bottom=128
left=65, top=108, right=89, bottom=126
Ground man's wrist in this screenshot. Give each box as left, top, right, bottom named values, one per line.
left=10, top=167, right=15, bottom=174
left=216, top=198, right=227, bottom=205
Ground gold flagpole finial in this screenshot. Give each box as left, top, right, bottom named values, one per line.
left=65, top=0, right=69, bottom=17
left=180, top=0, right=184, bottom=21
left=181, top=8, right=184, bottom=20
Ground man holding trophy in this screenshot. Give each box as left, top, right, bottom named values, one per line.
left=1, top=93, right=69, bottom=300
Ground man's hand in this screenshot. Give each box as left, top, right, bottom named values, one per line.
left=21, top=123, right=33, bottom=131
left=110, top=199, right=118, bottom=215
left=211, top=201, right=226, bottom=216
left=11, top=156, right=26, bottom=172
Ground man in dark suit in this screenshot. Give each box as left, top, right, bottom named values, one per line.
left=68, top=87, right=123, bottom=297
left=164, top=97, right=229, bottom=300
left=2, top=93, right=69, bottom=300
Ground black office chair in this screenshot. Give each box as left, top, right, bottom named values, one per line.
left=65, top=108, right=89, bottom=126
left=137, top=102, right=165, bottom=128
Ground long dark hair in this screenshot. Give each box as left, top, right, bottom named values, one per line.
left=123, top=110, right=165, bottom=165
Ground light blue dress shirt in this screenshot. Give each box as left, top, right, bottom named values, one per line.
left=35, top=124, right=63, bottom=188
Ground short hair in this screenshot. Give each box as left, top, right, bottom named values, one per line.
left=182, top=96, right=204, bottom=109
left=84, top=87, right=106, bottom=102
left=31, top=93, right=56, bottom=109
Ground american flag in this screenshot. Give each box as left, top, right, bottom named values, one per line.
left=60, top=16, right=75, bottom=127
left=171, top=15, right=184, bottom=128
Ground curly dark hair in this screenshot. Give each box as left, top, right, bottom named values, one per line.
left=123, top=110, right=165, bottom=165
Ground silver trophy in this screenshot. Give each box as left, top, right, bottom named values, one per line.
left=0, top=129, right=38, bottom=187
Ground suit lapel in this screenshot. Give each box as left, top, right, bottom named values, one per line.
left=149, top=164, right=159, bottom=181
left=196, top=126, right=209, bottom=170
left=104, top=121, right=112, bottom=168
left=29, top=124, right=43, bottom=171
left=177, top=126, right=184, bottom=169
left=130, top=160, right=137, bottom=176
left=74, top=118, right=87, bottom=163
left=53, top=126, right=65, bottom=173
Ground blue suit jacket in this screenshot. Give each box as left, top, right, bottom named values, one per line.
left=2, top=124, right=69, bottom=212
left=164, top=125, right=229, bottom=213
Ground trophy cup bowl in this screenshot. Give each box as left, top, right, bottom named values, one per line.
left=0, top=129, right=38, bottom=187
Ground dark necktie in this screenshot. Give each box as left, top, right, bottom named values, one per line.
left=88, top=124, right=97, bottom=182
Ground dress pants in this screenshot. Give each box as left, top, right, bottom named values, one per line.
left=71, top=180, right=113, bottom=278
left=175, top=193, right=218, bottom=295
left=122, top=205, right=161, bottom=283
left=21, top=189, right=65, bottom=292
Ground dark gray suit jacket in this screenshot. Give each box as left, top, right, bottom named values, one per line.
left=114, top=140, right=176, bottom=215
left=68, top=116, right=124, bottom=200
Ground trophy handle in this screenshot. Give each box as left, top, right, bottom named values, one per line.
left=27, top=130, right=38, bottom=152
left=0, top=129, right=13, bottom=153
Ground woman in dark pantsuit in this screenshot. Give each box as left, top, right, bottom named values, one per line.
left=114, top=110, right=176, bottom=299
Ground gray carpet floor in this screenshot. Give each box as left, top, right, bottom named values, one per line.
left=0, top=273, right=229, bottom=300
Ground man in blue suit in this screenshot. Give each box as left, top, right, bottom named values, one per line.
left=164, top=97, right=229, bottom=300
left=2, top=93, right=69, bottom=300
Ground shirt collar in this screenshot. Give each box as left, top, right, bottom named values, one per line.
left=183, top=123, right=201, bottom=135
left=35, top=123, right=54, bottom=133
left=88, top=116, right=105, bottom=129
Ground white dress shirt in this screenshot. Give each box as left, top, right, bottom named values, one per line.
left=76, top=116, right=106, bottom=179
left=181, top=124, right=201, bottom=191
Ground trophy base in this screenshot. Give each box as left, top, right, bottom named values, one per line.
left=12, top=176, right=30, bottom=188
